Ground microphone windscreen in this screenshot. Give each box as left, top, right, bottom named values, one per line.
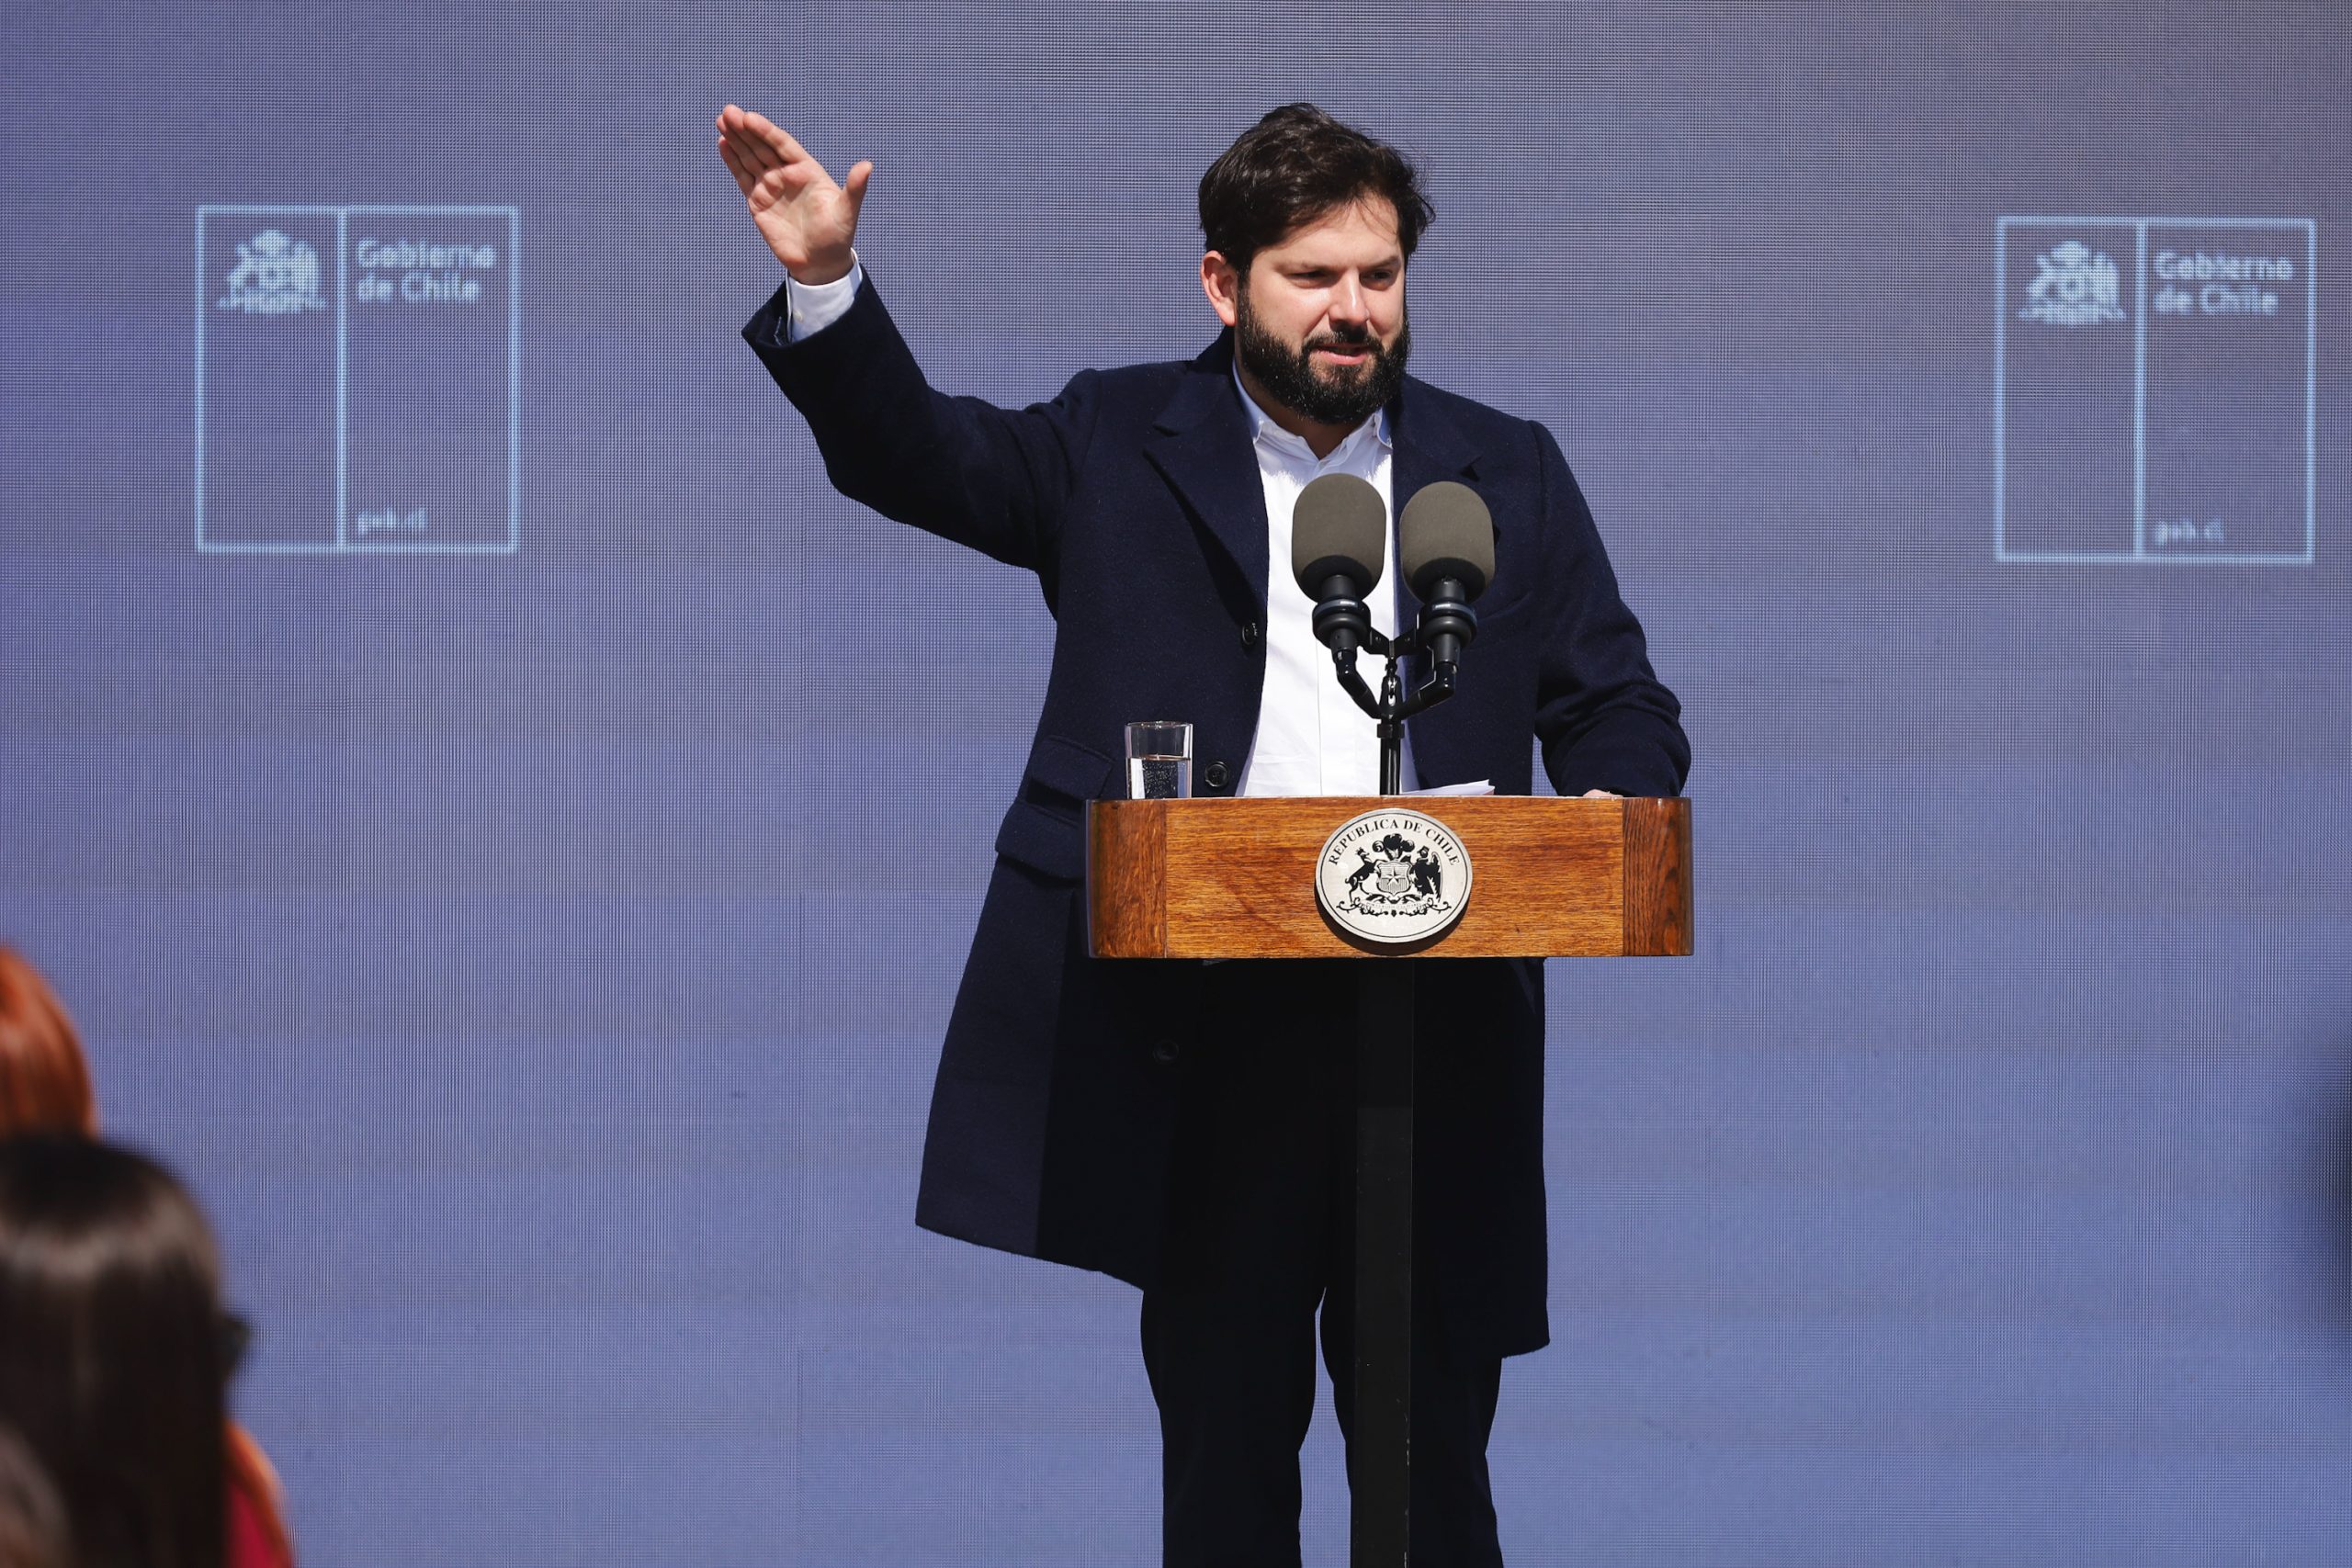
left=1398, top=481, right=1495, bottom=601
left=1291, top=473, right=1387, bottom=597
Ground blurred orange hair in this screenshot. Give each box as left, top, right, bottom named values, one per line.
left=0, top=946, right=96, bottom=1136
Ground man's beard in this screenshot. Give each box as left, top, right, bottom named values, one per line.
left=1234, top=287, right=1410, bottom=430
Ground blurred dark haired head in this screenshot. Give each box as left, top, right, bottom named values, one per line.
left=0, top=1135, right=225, bottom=1568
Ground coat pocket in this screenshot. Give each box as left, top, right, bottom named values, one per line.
left=991, top=734, right=1117, bottom=882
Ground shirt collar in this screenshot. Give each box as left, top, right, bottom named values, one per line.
left=1231, top=360, right=1393, bottom=466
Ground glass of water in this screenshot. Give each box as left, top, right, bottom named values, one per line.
left=1125, top=721, right=1193, bottom=799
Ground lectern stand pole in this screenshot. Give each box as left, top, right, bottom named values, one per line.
left=1351, top=957, right=1415, bottom=1567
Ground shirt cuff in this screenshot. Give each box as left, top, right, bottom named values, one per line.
left=784, top=255, right=863, bottom=341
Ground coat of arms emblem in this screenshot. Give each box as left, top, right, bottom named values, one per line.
left=1315, top=808, right=1473, bottom=945
left=2018, top=240, right=2125, bottom=327
left=1338, top=832, right=1449, bottom=917
left=219, top=229, right=327, bottom=317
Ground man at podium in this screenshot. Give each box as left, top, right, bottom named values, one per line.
left=722, top=100, right=1688, bottom=1566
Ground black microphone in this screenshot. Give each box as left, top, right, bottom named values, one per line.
left=1397, top=481, right=1495, bottom=672
left=1291, top=473, right=1387, bottom=656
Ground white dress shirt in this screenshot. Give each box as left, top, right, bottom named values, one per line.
left=1227, top=368, right=1415, bottom=796
left=784, top=259, right=1415, bottom=796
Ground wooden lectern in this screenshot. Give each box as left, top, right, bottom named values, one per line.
left=1086, top=794, right=1692, bottom=1567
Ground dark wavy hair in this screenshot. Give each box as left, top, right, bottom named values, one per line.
left=1198, top=103, right=1433, bottom=273
left=0, top=1135, right=226, bottom=1568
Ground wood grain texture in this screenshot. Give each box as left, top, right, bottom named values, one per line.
left=1620, top=796, right=1695, bottom=956
left=1085, top=796, right=1692, bottom=959
left=1085, top=799, right=1167, bottom=958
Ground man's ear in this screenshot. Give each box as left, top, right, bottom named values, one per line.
left=1200, top=251, right=1241, bottom=329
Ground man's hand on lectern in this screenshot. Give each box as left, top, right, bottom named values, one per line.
left=716, top=105, right=869, bottom=287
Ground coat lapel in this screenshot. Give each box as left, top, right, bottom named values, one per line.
left=1388, top=375, right=1483, bottom=520
left=1144, top=333, right=1270, bottom=606
left=1388, top=379, right=1488, bottom=784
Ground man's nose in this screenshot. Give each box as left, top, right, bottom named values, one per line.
left=1329, top=275, right=1371, bottom=325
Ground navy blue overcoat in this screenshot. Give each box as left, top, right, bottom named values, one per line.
left=746, top=275, right=1688, bottom=1359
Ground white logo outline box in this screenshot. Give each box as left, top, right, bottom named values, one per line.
left=195, top=204, right=522, bottom=556
left=1995, top=214, right=2316, bottom=566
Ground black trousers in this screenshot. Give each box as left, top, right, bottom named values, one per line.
left=1140, top=961, right=1506, bottom=1568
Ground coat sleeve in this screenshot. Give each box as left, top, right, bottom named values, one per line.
left=1528, top=421, right=1691, bottom=798
left=741, top=271, right=1097, bottom=587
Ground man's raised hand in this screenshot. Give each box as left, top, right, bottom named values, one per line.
left=716, top=105, right=870, bottom=286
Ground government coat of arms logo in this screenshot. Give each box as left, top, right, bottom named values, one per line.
left=219, top=229, right=326, bottom=316
left=1315, top=808, right=1473, bottom=945
left=2018, top=240, right=2125, bottom=326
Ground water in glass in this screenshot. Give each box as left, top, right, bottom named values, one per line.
left=1127, top=755, right=1193, bottom=799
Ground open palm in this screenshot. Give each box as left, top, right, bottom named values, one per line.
left=716, top=104, right=870, bottom=284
